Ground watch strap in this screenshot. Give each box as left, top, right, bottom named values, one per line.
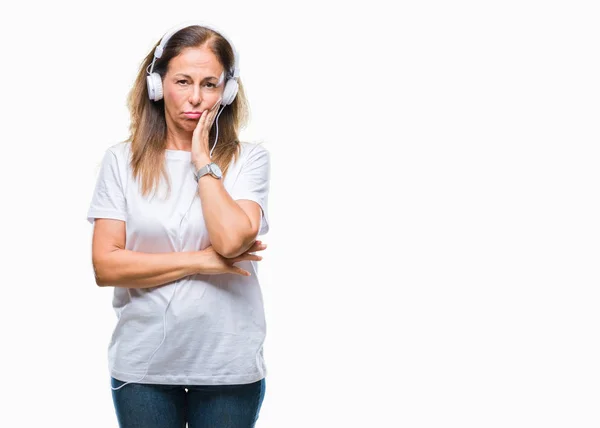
left=194, top=164, right=211, bottom=182
left=195, top=162, right=222, bottom=181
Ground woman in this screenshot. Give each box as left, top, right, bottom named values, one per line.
left=86, top=22, right=270, bottom=427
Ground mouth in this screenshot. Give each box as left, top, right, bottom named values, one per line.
left=183, top=112, right=203, bottom=119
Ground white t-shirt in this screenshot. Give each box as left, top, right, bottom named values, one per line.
left=86, top=141, right=270, bottom=385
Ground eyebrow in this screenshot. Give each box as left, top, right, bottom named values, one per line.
left=174, top=73, right=219, bottom=81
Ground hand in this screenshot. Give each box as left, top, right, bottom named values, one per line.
left=191, top=98, right=222, bottom=166
left=197, top=240, right=267, bottom=277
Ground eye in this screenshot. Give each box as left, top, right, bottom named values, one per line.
left=176, top=80, right=188, bottom=85
left=204, top=82, right=216, bottom=88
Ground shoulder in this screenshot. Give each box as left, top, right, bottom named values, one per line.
left=106, top=141, right=131, bottom=160
left=238, top=141, right=270, bottom=163
left=102, top=141, right=132, bottom=168
left=239, top=141, right=268, bottom=155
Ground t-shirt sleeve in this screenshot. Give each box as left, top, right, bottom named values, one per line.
left=229, top=144, right=271, bottom=236
left=86, top=149, right=127, bottom=224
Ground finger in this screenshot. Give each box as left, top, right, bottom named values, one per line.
left=200, top=108, right=214, bottom=132
left=229, top=253, right=263, bottom=264
left=210, top=99, right=221, bottom=111
left=193, top=111, right=205, bottom=134
left=209, top=104, right=220, bottom=125
left=245, top=244, right=260, bottom=254
left=248, top=242, right=267, bottom=252
left=231, top=267, right=251, bottom=277
left=234, top=254, right=264, bottom=263
left=191, top=120, right=201, bottom=150
left=199, top=110, right=211, bottom=137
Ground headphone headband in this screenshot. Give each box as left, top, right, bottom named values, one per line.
left=148, top=21, right=240, bottom=79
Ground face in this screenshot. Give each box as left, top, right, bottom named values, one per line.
left=162, top=45, right=225, bottom=133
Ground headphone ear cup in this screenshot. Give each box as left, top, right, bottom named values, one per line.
left=146, top=72, right=164, bottom=101
left=221, top=78, right=239, bottom=105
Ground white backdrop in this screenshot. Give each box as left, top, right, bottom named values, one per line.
left=0, top=0, right=599, bottom=427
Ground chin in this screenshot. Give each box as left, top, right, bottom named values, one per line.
left=181, top=119, right=197, bottom=130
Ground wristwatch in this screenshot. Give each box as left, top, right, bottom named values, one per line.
left=194, top=162, right=222, bottom=181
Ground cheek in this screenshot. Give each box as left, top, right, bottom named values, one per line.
left=164, top=85, right=186, bottom=106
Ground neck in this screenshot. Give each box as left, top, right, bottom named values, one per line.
left=165, top=120, right=193, bottom=151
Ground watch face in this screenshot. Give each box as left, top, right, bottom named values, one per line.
left=210, top=163, right=222, bottom=178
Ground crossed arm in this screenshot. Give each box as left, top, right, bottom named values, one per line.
left=193, top=147, right=268, bottom=259
left=196, top=173, right=262, bottom=258
left=92, top=172, right=264, bottom=288
left=90, top=146, right=268, bottom=288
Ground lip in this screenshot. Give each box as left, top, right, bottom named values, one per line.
left=184, top=112, right=202, bottom=119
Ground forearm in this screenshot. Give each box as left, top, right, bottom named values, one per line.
left=94, top=249, right=202, bottom=289
left=196, top=174, right=255, bottom=258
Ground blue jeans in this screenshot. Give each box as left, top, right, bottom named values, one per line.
left=110, top=376, right=266, bottom=428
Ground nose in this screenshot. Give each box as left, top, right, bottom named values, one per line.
left=188, top=85, right=201, bottom=106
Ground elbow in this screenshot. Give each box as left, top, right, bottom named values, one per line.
left=94, top=273, right=107, bottom=287
left=93, top=265, right=109, bottom=287
left=217, top=235, right=256, bottom=259
left=95, top=279, right=108, bottom=287
left=95, top=270, right=120, bottom=287
left=217, top=243, right=244, bottom=259
left=216, top=209, right=261, bottom=258
left=213, top=222, right=259, bottom=259
left=92, top=258, right=114, bottom=287
left=92, top=248, right=125, bottom=287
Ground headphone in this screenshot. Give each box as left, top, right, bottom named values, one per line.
left=146, top=21, right=240, bottom=106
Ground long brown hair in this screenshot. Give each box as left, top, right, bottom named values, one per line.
left=123, top=25, right=249, bottom=198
